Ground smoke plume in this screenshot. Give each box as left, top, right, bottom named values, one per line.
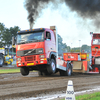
left=24, top=0, right=54, bottom=29
left=25, top=0, right=100, bottom=29
left=64, top=0, right=100, bottom=27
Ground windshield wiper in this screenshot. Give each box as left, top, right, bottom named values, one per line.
left=28, top=39, right=40, bottom=42
left=18, top=39, right=42, bottom=44
left=18, top=40, right=26, bottom=44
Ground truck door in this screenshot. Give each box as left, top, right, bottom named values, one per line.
left=45, top=30, right=56, bottom=58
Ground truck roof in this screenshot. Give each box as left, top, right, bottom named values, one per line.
left=17, top=28, right=46, bottom=34
left=93, top=33, right=100, bottom=34
left=93, top=33, right=100, bottom=38
left=17, top=28, right=54, bottom=34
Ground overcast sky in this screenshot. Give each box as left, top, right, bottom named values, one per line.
left=0, top=0, right=99, bottom=47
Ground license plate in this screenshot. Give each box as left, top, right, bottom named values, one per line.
left=27, top=63, right=34, bottom=66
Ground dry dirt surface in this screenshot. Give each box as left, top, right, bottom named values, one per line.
left=0, top=67, right=100, bottom=100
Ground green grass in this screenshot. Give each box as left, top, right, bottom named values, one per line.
left=76, top=92, right=100, bottom=100
left=0, top=68, right=20, bottom=74
left=62, top=92, right=100, bottom=100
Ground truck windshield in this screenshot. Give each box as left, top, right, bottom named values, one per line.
left=17, top=31, right=44, bottom=44
left=93, top=39, right=100, bottom=45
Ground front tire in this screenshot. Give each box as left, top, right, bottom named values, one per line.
left=20, top=67, right=29, bottom=76
left=47, top=59, right=56, bottom=74
left=0, top=54, right=4, bottom=67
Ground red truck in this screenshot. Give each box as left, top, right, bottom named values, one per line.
left=16, top=26, right=72, bottom=76
left=90, top=32, right=100, bottom=72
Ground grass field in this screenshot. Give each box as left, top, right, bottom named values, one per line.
left=63, top=92, right=100, bottom=100
left=76, top=92, right=100, bottom=100
left=0, top=68, right=20, bottom=74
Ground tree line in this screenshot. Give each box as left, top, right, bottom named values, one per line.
left=0, top=22, right=91, bottom=54
left=0, top=23, right=20, bottom=48
left=58, top=34, right=91, bottom=55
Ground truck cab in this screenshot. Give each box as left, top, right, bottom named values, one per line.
left=91, top=33, right=100, bottom=71
left=16, top=27, right=57, bottom=76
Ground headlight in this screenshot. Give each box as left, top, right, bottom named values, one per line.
left=17, top=57, right=21, bottom=61
left=40, top=55, right=44, bottom=58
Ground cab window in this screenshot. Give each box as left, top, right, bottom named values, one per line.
left=46, top=32, right=51, bottom=40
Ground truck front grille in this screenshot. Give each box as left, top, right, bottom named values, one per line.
left=17, top=48, right=43, bottom=56
left=25, top=56, right=36, bottom=61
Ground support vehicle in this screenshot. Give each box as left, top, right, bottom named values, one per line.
left=90, top=32, right=100, bottom=73
left=63, top=31, right=100, bottom=74
left=0, top=47, right=13, bottom=67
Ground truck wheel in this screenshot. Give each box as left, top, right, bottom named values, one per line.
left=60, top=70, right=65, bottom=76
left=65, top=63, right=72, bottom=76
left=20, top=67, right=29, bottom=76
left=38, top=71, right=43, bottom=76
left=43, top=70, right=50, bottom=76
left=99, top=70, right=100, bottom=74
left=47, top=59, right=56, bottom=74
left=0, top=54, right=4, bottom=67
left=38, top=70, right=50, bottom=76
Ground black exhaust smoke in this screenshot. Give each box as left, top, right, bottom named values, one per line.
left=24, top=0, right=52, bottom=29
left=64, top=0, right=100, bottom=27
left=25, top=0, right=100, bottom=29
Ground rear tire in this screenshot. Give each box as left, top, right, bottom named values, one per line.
left=59, top=63, right=72, bottom=76
left=38, top=71, right=43, bottom=76
left=60, top=70, right=65, bottom=76
left=38, top=70, right=50, bottom=76
left=20, top=67, right=29, bottom=76
left=47, top=59, right=56, bottom=74
left=66, top=63, right=72, bottom=76
left=99, top=70, right=100, bottom=74
left=0, top=54, right=4, bottom=67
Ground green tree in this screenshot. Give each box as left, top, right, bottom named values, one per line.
left=67, top=46, right=71, bottom=52
left=2, top=28, right=11, bottom=47
left=0, top=23, right=6, bottom=47
left=81, top=45, right=91, bottom=52
left=1, top=26, right=20, bottom=47
left=58, top=34, right=67, bottom=55
left=9, top=26, right=20, bottom=40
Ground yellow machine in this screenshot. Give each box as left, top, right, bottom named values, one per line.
left=4, top=55, right=13, bottom=65
left=0, top=47, right=13, bottom=66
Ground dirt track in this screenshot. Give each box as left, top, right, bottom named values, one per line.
left=0, top=66, right=100, bottom=100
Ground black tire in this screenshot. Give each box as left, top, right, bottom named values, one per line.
left=0, top=54, right=4, bottom=67
left=47, top=59, right=56, bottom=74
left=38, top=71, right=43, bottom=76
left=99, top=70, right=100, bottom=74
left=65, top=63, right=72, bottom=76
left=38, top=70, right=50, bottom=76
left=43, top=70, right=50, bottom=76
left=60, top=70, right=65, bottom=76
left=20, top=67, right=29, bottom=76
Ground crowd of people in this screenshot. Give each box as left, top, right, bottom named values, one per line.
left=11, top=55, right=16, bottom=61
